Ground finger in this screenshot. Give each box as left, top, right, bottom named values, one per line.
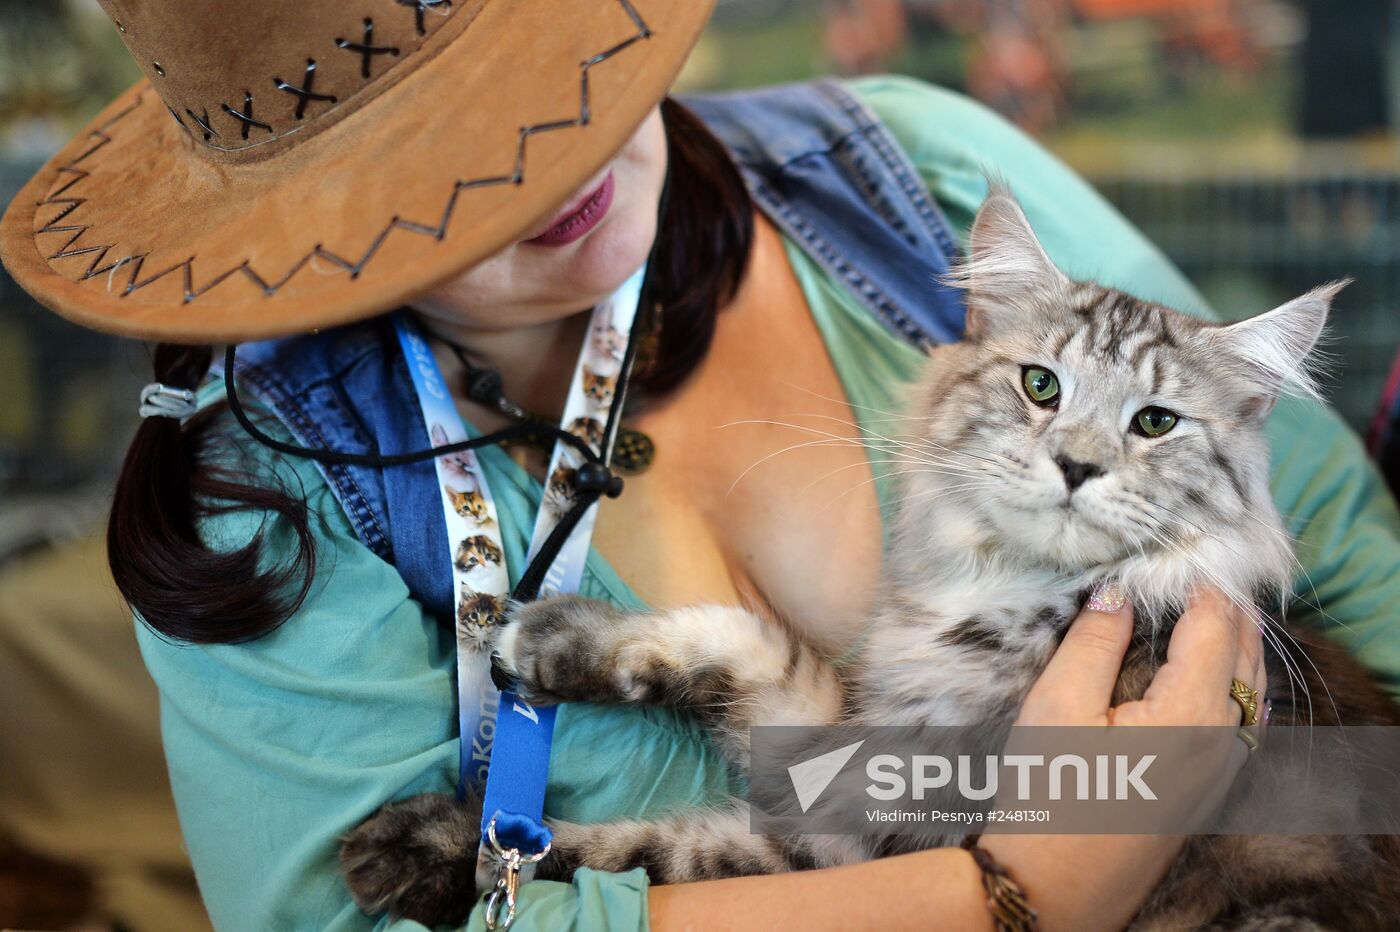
left=1143, top=586, right=1245, bottom=708
left=1021, top=581, right=1133, bottom=723
left=1231, top=608, right=1265, bottom=722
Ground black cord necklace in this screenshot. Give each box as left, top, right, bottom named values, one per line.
left=445, top=341, right=656, bottom=475
left=221, top=334, right=628, bottom=624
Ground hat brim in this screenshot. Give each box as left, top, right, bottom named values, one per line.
left=0, top=0, right=714, bottom=343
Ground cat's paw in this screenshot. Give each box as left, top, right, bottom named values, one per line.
left=492, top=595, right=645, bottom=704
left=340, top=792, right=480, bottom=926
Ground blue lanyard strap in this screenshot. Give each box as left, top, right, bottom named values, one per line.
left=392, top=265, right=648, bottom=911
left=481, top=696, right=559, bottom=851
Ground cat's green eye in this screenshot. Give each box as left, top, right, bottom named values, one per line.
left=1135, top=407, right=1178, bottom=437
left=1022, top=367, right=1060, bottom=406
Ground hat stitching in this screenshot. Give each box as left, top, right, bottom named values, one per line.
left=221, top=92, right=275, bottom=141
left=335, top=18, right=402, bottom=81
left=397, top=0, right=454, bottom=36
left=34, top=0, right=655, bottom=306
left=274, top=60, right=340, bottom=121
left=183, top=107, right=219, bottom=142
left=160, top=1, right=460, bottom=155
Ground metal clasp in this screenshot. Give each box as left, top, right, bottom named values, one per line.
left=482, top=814, right=551, bottom=931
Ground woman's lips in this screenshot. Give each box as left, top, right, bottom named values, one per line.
left=525, top=171, right=615, bottom=247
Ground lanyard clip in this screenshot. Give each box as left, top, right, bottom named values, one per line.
left=483, top=813, right=551, bottom=930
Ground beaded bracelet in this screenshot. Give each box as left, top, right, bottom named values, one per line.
left=963, top=838, right=1040, bottom=931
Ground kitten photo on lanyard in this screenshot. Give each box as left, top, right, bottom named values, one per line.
left=341, top=187, right=1400, bottom=928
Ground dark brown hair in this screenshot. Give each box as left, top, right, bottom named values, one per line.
left=109, top=97, right=753, bottom=643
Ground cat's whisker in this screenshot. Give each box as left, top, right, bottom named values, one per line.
left=909, top=437, right=1022, bottom=471
left=1122, top=498, right=1324, bottom=721
left=723, top=427, right=992, bottom=502
left=721, top=418, right=997, bottom=483
left=1234, top=507, right=1346, bottom=631
left=896, top=480, right=1001, bottom=513
left=1264, top=617, right=1347, bottom=730
left=1125, top=507, right=1311, bottom=719
left=795, top=458, right=992, bottom=501
left=724, top=436, right=873, bottom=497
left=720, top=419, right=953, bottom=466
left=758, top=412, right=1019, bottom=472
left=1252, top=610, right=1311, bottom=728
left=1124, top=511, right=1319, bottom=726
left=769, top=382, right=948, bottom=427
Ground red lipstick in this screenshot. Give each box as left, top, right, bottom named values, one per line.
left=525, top=171, right=615, bottom=247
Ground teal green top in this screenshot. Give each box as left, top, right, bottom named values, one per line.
left=138, top=76, right=1400, bottom=931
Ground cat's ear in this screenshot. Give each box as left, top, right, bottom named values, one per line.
left=953, top=183, right=1069, bottom=340
left=1209, top=280, right=1344, bottom=418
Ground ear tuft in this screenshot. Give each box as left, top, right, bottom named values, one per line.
left=946, top=178, right=1069, bottom=340
left=1211, top=279, right=1346, bottom=406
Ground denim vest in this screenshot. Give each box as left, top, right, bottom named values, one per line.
left=225, top=79, right=967, bottom=622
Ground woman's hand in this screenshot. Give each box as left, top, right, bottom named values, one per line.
left=1017, top=583, right=1266, bottom=730
left=981, top=583, right=1267, bottom=932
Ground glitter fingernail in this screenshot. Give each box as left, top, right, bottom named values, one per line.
left=1086, top=580, right=1126, bottom=613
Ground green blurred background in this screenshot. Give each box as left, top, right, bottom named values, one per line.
left=691, top=0, right=1400, bottom=439
left=2, top=1, right=1399, bottom=929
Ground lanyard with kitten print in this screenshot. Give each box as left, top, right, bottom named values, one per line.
left=392, top=263, right=646, bottom=914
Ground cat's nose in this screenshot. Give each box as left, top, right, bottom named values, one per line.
left=1054, top=454, right=1104, bottom=491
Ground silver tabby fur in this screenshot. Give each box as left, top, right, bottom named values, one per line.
left=341, top=188, right=1400, bottom=929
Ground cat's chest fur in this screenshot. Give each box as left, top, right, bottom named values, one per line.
left=854, top=559, right=1085, bottom=726
left=849, top=496, right=1244, bottom=728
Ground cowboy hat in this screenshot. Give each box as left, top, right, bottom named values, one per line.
left=0, top=0, right=714, bottom=343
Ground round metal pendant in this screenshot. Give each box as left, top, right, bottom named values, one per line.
left=611, top=427, right=655, bottom=475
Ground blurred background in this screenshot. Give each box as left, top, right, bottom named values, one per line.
left=2, top=0, right=1399, bottom=928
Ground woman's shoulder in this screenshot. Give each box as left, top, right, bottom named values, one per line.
left=841, top=73, right=1045, bottom=208
left=844, top=75, right=1211, bottom=315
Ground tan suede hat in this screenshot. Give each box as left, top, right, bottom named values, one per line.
left=0, top=0, right=714, bottom=343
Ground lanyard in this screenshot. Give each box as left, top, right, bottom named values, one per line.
left=393, top=264, right=647, bottom=927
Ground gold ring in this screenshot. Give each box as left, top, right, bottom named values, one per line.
left=1237, top=727, right=1260, bottom=758
left=1229, top=678, right=1260, bottom=727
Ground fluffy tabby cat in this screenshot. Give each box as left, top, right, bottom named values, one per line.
left=344, top=189, right=1400, bottom=929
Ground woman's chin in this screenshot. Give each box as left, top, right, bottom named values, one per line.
left=556, top=209, right=658, bottom=300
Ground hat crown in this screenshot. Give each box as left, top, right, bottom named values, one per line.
left=97, top=0, right=473, bottom=160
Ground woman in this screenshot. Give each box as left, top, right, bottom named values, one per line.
left=3, top=1, right=1396, bottom=929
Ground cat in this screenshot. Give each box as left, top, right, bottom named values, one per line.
left=431, top=423, right=481, bottom=486
left=454, top=583, right=504, bottom=650
left=581, top=366, right=617, bottom=409
left=541, top=464, right=582, bottom=518
left=444, top=485, right=492, bottom=526
left=453, top=535, right=503, bottom=573
left=342, top=189, right=1400, bottom=929
left=590, top=301, right=627, bottom=362
left=567, top=416, right=605, bottom=452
